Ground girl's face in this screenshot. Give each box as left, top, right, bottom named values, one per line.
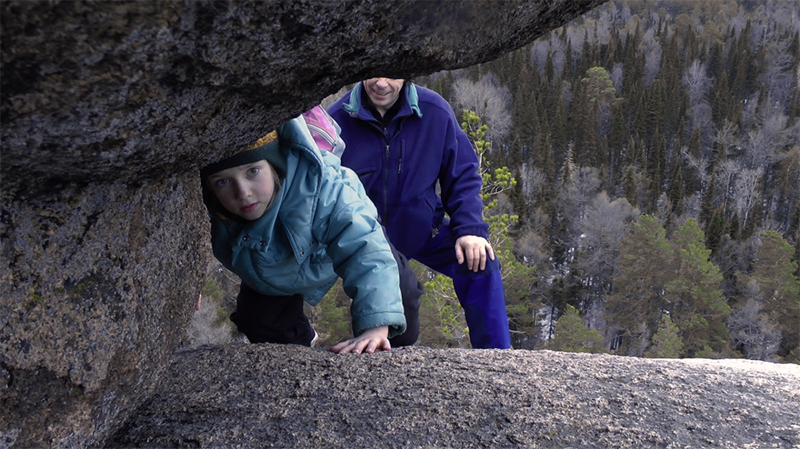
left=207, top=160, right=278, bottom=221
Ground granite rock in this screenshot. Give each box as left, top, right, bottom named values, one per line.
left=0, top=1, right=606, bottom=447
left=109, top=344, right=800, bottom=448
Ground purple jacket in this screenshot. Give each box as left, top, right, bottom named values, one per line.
left=328, top=83, right=488, bottom=257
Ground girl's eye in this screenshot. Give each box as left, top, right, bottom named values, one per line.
left=247, top=167, right=260, bottom=176
left=214, top=178, right=229, bottom=188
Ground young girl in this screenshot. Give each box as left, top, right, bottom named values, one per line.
left=201, top=115, right=418, bottom=354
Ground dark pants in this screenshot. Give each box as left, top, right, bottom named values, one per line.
left=230, top=284, right=316, bottom=345
left=230, top=229, right=423, bottom=347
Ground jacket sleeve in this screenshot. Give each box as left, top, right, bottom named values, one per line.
left=438, top=109, right=489, bottom=241
left=313, top=151, right=407, bottom=338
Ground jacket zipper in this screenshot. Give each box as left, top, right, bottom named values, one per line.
left=383, top=127, right=390, bottom=220
left=306, top=123, right=336, bottom=147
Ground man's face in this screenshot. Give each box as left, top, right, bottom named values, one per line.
left=207, top=160, right=277, bottom=221
left=363, top=77, right=405, bottom=117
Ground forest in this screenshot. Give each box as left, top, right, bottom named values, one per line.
left=189, top=0, right=800, bottom=364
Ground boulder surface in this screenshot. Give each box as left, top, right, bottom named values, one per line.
left=109, top=344, right=800, bottom=448
left=1, top=1, right=606, bottom=447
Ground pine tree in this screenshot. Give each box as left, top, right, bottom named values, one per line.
left=547, top=304, right=606, bottom=353
left=705, top=207, right=725, bottom=256
left=749, top=231, right=800, bottom=360
left=622, top=165, right=638, bottom=208
left=666, top=219, right=731, bottom=358
left=606, top=215, right=674, bottom=356
left=645, top=78, right=666, bottom=141
left=742, top=197, right=762, bottom=240
left=608, top=102, right=629, bottom=179
left=729, top=210, right=742, bottom=241
left=668, top=156, right=684, bottom=216
left=700, top=166, right=718, bottom=226
left=644, top=313, right=684, bottom=358
left=649, top=128, right=666, bottom=206
left=795, top=229, right=800, bottom=280
left=711, top=71, right=731, bottom=128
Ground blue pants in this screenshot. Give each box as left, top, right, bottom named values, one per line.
left=408, top=220, right=511, bottom=349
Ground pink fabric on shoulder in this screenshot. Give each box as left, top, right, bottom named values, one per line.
left=302, top=106, right=341, bottom=154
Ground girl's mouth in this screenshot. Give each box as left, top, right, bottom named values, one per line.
left=241, top=203, right=258, bottom=213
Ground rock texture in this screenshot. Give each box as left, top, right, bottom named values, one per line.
left=109, top=344, right=800, bottom=448
left=0, top=1, right=606, bottom=447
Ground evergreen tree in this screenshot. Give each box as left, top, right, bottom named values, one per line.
left=729, top=19, right=751, bottom=100
left=644, top=313, right=684, bottom=358
left=707, top=41, right=724, bottom=81
left=668, top=155, right=685, bottom=216
left=666, top=219, right=731, bottom=358
left=741, top=197, right=763, bottom=240
left=622, top=165, right=638, bottom=208
left=729, top=210, right=742, bottom=241
left=688, top=126, right=702, bottom=160
left=711, top=71, right=731, bottom=128
left=661, top=32, right=683, bottom=137
left=795, top=229, right=800, bottom=280
left=547, top=304, right=606, bottom=353
left=551, top=99, right=568, bottom=162
left=606, top=215, right=674, bottom=356
left=608, top=102, right=629, bottom=179
left=645, top=78, right=666, bottom=141
left=650, top=128, right=667, bottom=205
left=699, top=166, right=718, bottom=225
left=748, top=231, right=800, bottom=360
left=786, top=87, right=799, bottom=126
left=705, top=207, right=725, bottom=256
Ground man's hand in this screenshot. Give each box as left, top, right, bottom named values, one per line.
left=455, top=235, right=496, bottom=272
left=330, top=326, right=391, bottom=354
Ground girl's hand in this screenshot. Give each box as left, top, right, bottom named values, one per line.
left=330, top=326, right=390, bottom=354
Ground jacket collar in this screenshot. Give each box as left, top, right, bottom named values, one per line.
left=343, top=81, right=423, bottom=120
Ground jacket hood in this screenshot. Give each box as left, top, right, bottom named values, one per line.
left=201, top=116, right=322, bottom=222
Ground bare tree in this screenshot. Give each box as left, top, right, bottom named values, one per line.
left=576, top=192, right=639, bottom=331
left=744, top=110, right=794, bottom=169
left=559, top=166, right=602, bottom=232
left=610, top=62, right=624, bottom=93
left=683, top=60, right=712, bottom=107
left=531, top=40, right=550, bottom=71
left=185, top=293, right=236, bottom=347
left=728, top=284, right=781, bottom=361
left=688, top=101, right=713, bottom=137
left=640, top=28, right=662, bottom=86
left=760, top=33, right=795, bottom=105
left=713, top=120, right=742, bottom=159
left=451, top=73, right=512, bottom=145
left=733, top=167, right=764, bottom=226
left=519, top=162, right=546, bottom=206
left=716, top=158, right=742, bottom=213
left=681, top=146, right=712, bottom=188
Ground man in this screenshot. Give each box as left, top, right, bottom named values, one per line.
left=328, top=77, right=511, bottom=349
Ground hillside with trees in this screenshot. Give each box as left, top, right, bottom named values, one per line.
left=412, top=0, right=799, bottom=362
left=190, top=0, right=799, bottom=364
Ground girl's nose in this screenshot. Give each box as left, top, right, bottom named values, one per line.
left=234, top=181, right=249, bottom=199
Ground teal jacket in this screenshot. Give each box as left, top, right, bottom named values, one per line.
left=203, top=117, right=407, bottom=338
